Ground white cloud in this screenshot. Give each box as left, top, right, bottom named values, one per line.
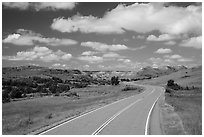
left=78, top=52, right=125, bottom=63
left=3, top=2, right=29, bottom=10
left=137, top=35, right=145, bottom=39
left=83, top=65, right=90, bottom=68
left=78, top=55, right=103, bottom=63
left=179, top=36, right=202, bottom=49
left=3, top=29, right=77, bottom=46
left=52, top=63, right=61, bottom=67
left=154, top=48, right=172, bottom=54
left=3, top=46, right=72, bottom=62
left=132, top=45, right=146, bottom=50
left=164, top=54, right=193, bottom=62
left=118, top=58, right=131, bottom=63
left=81, top=41, right=128, bottom=51
left=147, top=34, right=174, bottom=41
left=3, top=2, right=76, bottom=11
left=164, top=41, right=176, bottom=45
left=164, top=54, right=182, bottom=59
left=149, top=57, right=176, bottom=66
left=51, top=3, right=201, bottom=36
left=61, top=54, right=72, bottom=61
left=51, top=15, right=124, bottom=34
left=81, top=51, right=98, bottom=56
left=178, top=58, right=193, bottom=62
left=149, top=57, right=163, bottom=63
left=52, top=63, right=68, bottom=68
left=102, top=52, right=121, bottom=58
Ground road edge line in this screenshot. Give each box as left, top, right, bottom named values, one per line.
left=92, top=98, right=142, bottom=135
left=145, top=91, right=163, bottom=135
left=38, top=90, right=145, bottom=135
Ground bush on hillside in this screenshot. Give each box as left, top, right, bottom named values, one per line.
left=166, top=79, right=182, bottom=90
left=122, top=85, right=138, bottom=91
left=111, top=76, right=119, bottom=85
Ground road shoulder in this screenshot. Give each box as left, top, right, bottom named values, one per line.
left=159, top=94, right=186, bottom=135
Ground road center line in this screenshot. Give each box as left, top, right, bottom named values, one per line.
left=92, top=98, right=143, bottom=135
left=39, top=89, right=144, bottom=135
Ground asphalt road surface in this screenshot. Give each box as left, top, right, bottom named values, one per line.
left=41, top=83, right=164, bottom=135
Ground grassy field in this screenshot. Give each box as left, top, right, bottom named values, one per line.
left=165, top=88, right=202, bottom=134
left=2, top=83, right=143, bottom=135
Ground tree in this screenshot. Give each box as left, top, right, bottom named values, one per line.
left=10, top=88, right=22, bottom=99
left=49, top=84, right=58, bottom=94
left=167, top=79, right=175, bottom=87
left=111, top=76, right=120, bottom=85
left=24, top=87, right=34, bottom=94
left=58, top=84, right=70, bottom=92
left=2, top=90, right=10, bottom=103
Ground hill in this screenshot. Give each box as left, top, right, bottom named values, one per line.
left=136, top=65, right=201, bottom=87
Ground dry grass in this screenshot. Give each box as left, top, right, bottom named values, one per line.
left=165, top=89, right=202, bottom=135
left=2, top=83, right=143, bottom=135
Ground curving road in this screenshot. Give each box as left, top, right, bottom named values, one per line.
left=40, top=83, right=164, bottom=135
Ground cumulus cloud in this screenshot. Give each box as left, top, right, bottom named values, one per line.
left=132, top=45, right=146, bottom=51
left=81, top=41, right=128, bottom=51
left=154, top=48, right=172, bottom=54
left=52, top=63, right=61, bottom=67
left=164, top=54, right=193, bottom=62
left=3, top=46, right=72, bottom=62
left=51, top=15, right=124, bottom=34
left=164, top=41, right=176, bottom=45
left=147, top=34, right=174, bottom=41
left=51, top=3, right=201, bottom=36
left=3, top=2, right=29, bottom=10
left=118, top=58, right=132, bottom=63
left=81, top=51, right=98, bottom=56
left=3, top=29, right=77, bottom=46
left=102, top=52, right=122, bottom=58
left=78, top=56, right=103, bottom=63
left=149, top=57, right=163, bottom=63
left=78, top=51, right=126, bottom=63
left=179, top=36, right=202, bottom=49
left=52, top=63, right=68, bottom=68
left=177, top=58, right=193, bottom=62
left=149, top=57, right=176, bottom=66
left=3, top=2, right=76, bottom=11
left=149, top=53, right=193, bottom=67
left=164, top=54, right=182, bottom=59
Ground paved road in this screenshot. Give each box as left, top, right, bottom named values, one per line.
left=41, top=83, right=164, bottom=135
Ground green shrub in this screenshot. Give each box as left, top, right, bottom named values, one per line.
left=122, top=85, right=138, bottom=91
left=45, top=113, right=53, bottom=119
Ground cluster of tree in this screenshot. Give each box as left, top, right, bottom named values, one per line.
left=130, top=77, right=152, bottom=81
left=2, top=74, right=112, bottom=103
left=3, top=79, right=38, bottom=88
left=2, top=77, right=71, bottom=103
left=32, top=76, right=63, bottom=84
left=166, top=79, right=181, bottom=90
left=120, top=78, right=130, bottom=82
left=2, top=83, right=71, bottom=103
left=111, top=76, right=120, bottom=85
left=165, top=79, right=199, bottom=94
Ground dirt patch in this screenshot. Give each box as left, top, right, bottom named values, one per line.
left=159, top=94, right=186, bottom=135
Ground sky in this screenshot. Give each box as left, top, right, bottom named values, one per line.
left=2, top=2, right=202, bottom=71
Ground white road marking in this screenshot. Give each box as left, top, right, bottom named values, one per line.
left=144, top=89, right=163, bottom=135
left=92, top=98, right=143, bottom=135
left=40, top=86, right=157, bottom=135
left=39, top=91, right=142, bottom=135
